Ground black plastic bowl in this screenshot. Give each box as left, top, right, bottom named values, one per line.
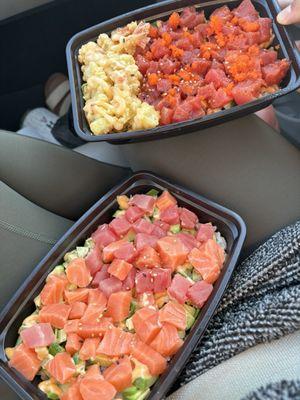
left=0, top=172, right=246, bottom=400
left=66, top=0, right=300, bottom=143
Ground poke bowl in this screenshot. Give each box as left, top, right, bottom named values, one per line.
left=66, top=0, right=300, bottom=143
left=0, top=172, right=246, bottom=400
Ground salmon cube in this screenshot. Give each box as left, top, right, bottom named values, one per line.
left=150, top=322, right=183, bottom=356
left=131, top=340, right=167, bottom=376
left=103, top=356, right=132, bottom=392
left=132, top=307, right=161, bottom=344
left=107, top=291, right=132, bottom=323
left=46, top=352, right=76, bottom=384
left=9, top=343, right=41, bottom=381
left=157, top=236, right=189, bottom=270
left=108, top=259, right=133, bottom=281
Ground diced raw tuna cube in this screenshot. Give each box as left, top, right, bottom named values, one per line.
left=176, top=232, right=198, bottom=251
left=129, top=195, right=156, bottom=214
left=187, top=280, right=213, bottom=308
left=85, top=245, right=103, bottom=276
left=125, top=206, right=144, bottom=223
left=152, top=268, right=172, bottom=293
left=99, top=277, right=123, bottom=298
left=122, top=267, right=137, bottom=291
left=160, top=205, right=180, bottom=225
left=179, top=207, right=198, bottom=229
left=135, top=233, right=158, bottom=251
left=196, top=223, right=215, bottom=242
left=109, top=217, right=132, bottom=237
left=114, top=242, right=137, bottom=262
left=262, top=60, right=290, bottom=86
left=135, top=269, right=154, bottom=294
left=133, top=218, right=154, bottom=235
left=92, top=224, right=118, bottom=249
left=91, top=264, right=109, bottom=287
left=20, top=323, right=55, bottom=348
left=168, top=274, right=192, bottom=304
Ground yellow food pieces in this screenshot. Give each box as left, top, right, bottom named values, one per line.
left=78, top=22, right=160, bottom=135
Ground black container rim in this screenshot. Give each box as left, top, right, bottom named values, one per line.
left=66, top=0, right=300, bottom=143
left=0, top=171, right=246, bottom=400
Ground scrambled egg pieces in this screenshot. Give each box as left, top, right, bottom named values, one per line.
left=78, top=22, right=160, bottom=135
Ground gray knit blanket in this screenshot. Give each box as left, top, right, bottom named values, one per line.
left=177, top=220, right=300, bottom=398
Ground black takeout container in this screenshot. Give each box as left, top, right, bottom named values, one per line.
left=66, top=0, right=300, bottom=143
left=0, top=172, right=246, bottom=400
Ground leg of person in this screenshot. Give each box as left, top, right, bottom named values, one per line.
left=0, top=181, right=74, bottom=400
left=123, top=114, right=300, bottom=255
left=0, top=130, right=131, bottom=220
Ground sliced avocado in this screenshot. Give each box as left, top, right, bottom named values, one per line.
left=134, top=376, right=157, bottom=390
left=182, top=228, right=196, bottom=236
left=73, top=352, right=80, bottom=365
left=122, top=387, right=150, bottom=400
left=55, top=329, right=67, bottom=344
left=129, top=299, right=137, bottom=316
left=84, top=238, right=94, bottom=249
left=177, top=264, right=193, bottom=279
left=122, top=386, right=139, bottom=398
left=125, top=317, right=135, bottom=332
left=76, top=246, right=89, bottom=258
left=113, top=209, right=126, bottom=218
left=192, top=269, right=202, bottom=282
left=15, top=336, right=22, bottom=346
left=63, top=250, right=78, bottom=263
left=146, top=189, right=159, bottom=197
left=184, top=304, right=198, bottom=329
left=75, top=359, right=86, bottom=375
left=178, top=330, right=186, bottom=339
left=186, top=313, right=196, bottom=330
left=124, top=229, right=136, bottom=242
left=152, top=207, right=160, bottom=220
left=169, top=224, right=181, bottom=234
left=47, top=392, right=59, bottom=400
left=94, top=354, right=114, bottom=367
left=48, top=343, right=64, bottom=356
left=131, top=358, right=151, bottom=382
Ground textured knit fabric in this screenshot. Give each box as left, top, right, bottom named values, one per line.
left=242, top=380, right=300, bottom=400
left=176, top=220, right=300, bottom=388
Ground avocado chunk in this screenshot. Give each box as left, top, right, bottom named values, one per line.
left=192, top=269, right=202, bottom=282
left=184, top=304, right=198, bottom=329
left=113, top=209, right=126, bottom=218
left=47, top=393, right=59, bottom=400
left=177, top=263, right=193, bottom=279
left=122, top=387, right=151, bottom=400
left=63, top=250, right=79, bottom=263
left=129, top=299, right=137, bottom=317
left=170, top=224, right=181, bottom=234
left=72, top=352, right=80, bottom=365
left=125, top=317, right=135, bottom=332
left=55, top=329, right=67, bottom=344
left=48, top=343, right=64, bottom=356
left=146, top=189, right=159, bottom=197
left=134, top=376, right=157, bottom=390
left=76, top=246, right=89, bottom=258
left=152, top=207, right=160, bottom=220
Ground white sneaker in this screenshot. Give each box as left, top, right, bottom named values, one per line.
left=18, top=108, right=60, bottom=145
